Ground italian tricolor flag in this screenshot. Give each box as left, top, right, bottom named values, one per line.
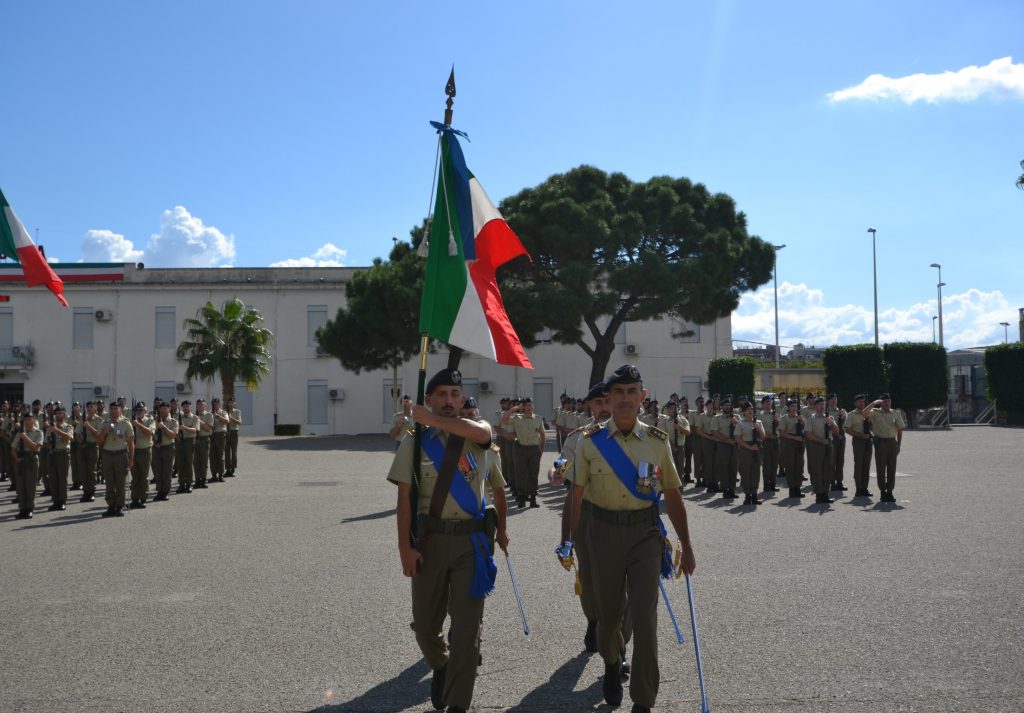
left=419, top=128, right=532, bottom=368
left=0, top=189, right=68, bottom=306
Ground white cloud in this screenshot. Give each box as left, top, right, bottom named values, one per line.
left=269, top=242, right=347, bottom=267
left=81, top=229, right=144, bottom=263
left=80, top=206, right=235, bottom=268
left=733, top=281, right=1019, bottom=351
left=827, top=56, right=1024, bottom=104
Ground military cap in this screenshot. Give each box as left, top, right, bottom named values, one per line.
left=605, top=364, right=642, bottom=387
left=787, top=398, right=798, bottom=406
left=426, top=367, right=462, bottom=395
left=109, top=401, right=120, bottom=409
left=584, top=382, right=606, bottom=401
left=196, top=398, right=206, bottom=404
left=813, top=396, right=825, bottom=404
left=879, top=392, right=891, bottom=400
left=827, top=393, right=838, bottom=400
left=463, top=396, right=479, bottom=409
left=134, top=402, right=146, bottom=410
left=720, top=396, right=732, bottom=405
left=212, top=397, right=221, bottom=404
left=761, top=395, right=772, bottom=404
left=853, top=393, right=866, bottom=402
left=522, top=396, right=533, bottom=404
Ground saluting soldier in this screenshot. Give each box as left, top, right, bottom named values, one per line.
left=779, top=398, right=806, bottom=499
left=388, top=395, right=414, bottom=449
left=690, top=396, right=706, bottom=487
left=81, top=401, right=104, bottom=503
left=387, top=368, right=509, bottom=713
left=47, top=404, right=74, bottom=511
left=12, top=412, right=43, bottom=519
left=844, top=394, right=873, bottom=497
left=561, top=365, right=695, bottom=713
left=225, top=396, right=241, bottom=477
left=151, top=402, right=179, bottom=501
left=130, top=402, right=155, bottom=508
left=861, top=393, right=905, bottom=503
left=193, top=399, right=214, bottom=488
left=757, top=395, right=780, bottom=493
left=663, top=400, right=691, bottom=486
left=177, top=401, right=198, bottom=493
left=510, top=397, right=545, bottom=509
left=97, top=401, right=135, bottom=518
left=210, top=397, right=228, bottom=482
left=710, top=396, right=739, bottom=499
left=805, top=397, right=840, bottom=505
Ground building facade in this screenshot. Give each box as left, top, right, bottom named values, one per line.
left=1, top=263, right=732, bottom=435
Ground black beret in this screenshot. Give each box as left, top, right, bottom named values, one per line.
left=853, top=393, right=866, bottom=401
left=720, top=396, right=732, bottom=405
left=814, top=396, right=825, bottom=404
left=522, top=396, right=533, bottom=404
left=584, top=382, right=607, bottom=402
left=827, top=394, right=837, bottom=400
left=879, top=392, right=891, bottom=400
left=463, top=396, right=478, bottom=409
left=787, top=398, right=798, bottom=406
left=761, top=395, right=772, bottom=403
left=605, top=364, right=642, bottom=387
left=426, top=368, right=462, bottom=395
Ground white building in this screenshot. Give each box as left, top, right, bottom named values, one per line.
left=1, top=263, right=732, bottom=435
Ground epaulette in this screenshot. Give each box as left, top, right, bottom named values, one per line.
left=490, top=442, right=500, bottom=453
left=581, top=423, right=602, bottom=439
left=646, top=425, right=668, bottom=441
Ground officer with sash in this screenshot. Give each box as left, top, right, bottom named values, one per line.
left=561, top=365, right=696, bottom=713
left=387, top=368, right=509, bottom=713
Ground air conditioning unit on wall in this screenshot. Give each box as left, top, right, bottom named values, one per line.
left=176, top=382, right=191, bottom=394
left=93, top=385, right=109, bottom=397
left=479, top=381, right=493, bottom=393
left=625, top=344, right=638, bottom=355
left=95, top=310, right=113, bottom=321
left=329, top=388, right=345, bottom=400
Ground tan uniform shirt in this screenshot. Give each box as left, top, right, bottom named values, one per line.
left=197, top=411, right=214, bottom=438
left=757, top=409, right=778, bottom=439
left=386, top=430, right=505, bottom=519
left=133, top=414, right=156, bottom=449
left=213, top=409, right=229, bottom=433
left=845, top=410, right=869, bottom=438
left=736, top=419, right=760, bottom=444
left=102, top=417, right=134, bottom=452
left=573, top=420, right=681, bottom=511
left=511, top=414, right=545, bottom=447
left=391, top=412, right=412, bottom=443
left=780, top=413, right=803, bottom=437
left=85, top=414, right=105, bottom=444
left=668, top=415, right=689, bottom=448
left=710, top=412, right=737, bottom=440
left=807, top=413, right=833, bottom=441
left=865, top=408, right=905, bottom=438
left=51, top=421, right=74, bottom=451
left=228, top=408, right=242, bottom=431
left=180, top=413, right=199, bottom=440
left=560, top=417, right=598, bottom=485
left=153, top=416, right=179, bottom=447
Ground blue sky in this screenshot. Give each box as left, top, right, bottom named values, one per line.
left=3, top=1, right=1021, bottom=350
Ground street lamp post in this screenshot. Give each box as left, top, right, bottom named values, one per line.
left=773, top=244, right=786, bottom=369
left=930, top=263, right=944, bottom=348
left=868, top=228, right=878, bottom=347
left=1000, top=321, right=1010, bottom=343
left=932, top=316, right=937, bottom=344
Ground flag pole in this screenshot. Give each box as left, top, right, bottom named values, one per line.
left=411, top=67, right=457, bottom=548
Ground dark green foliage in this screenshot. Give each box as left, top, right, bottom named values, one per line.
left=883, top=342, right=949, bottom=415
left=707, top=358, right=757, bottom=401
left=823, top=344, right=887, bottom=407
left=274, top=424, right=301, bottom=436
left=499, top=166, right=775, bottom=386
left=984, top=343, right=1024, bottom=410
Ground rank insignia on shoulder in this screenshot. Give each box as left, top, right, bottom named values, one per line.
left=646, top=425, right=668, bottom=441
left=490, top=442, right=500, bottom=453
left=582, top=423, right=601, bottom=439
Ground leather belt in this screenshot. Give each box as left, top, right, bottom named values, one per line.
left=419, top=515, right=485, bottom=536
left=583, top=501, right=658, bottom=527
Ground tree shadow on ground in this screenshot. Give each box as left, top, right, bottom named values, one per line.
left=309, top=659, right=430, bottom=713
left=251, top=434, right=395, bottom=453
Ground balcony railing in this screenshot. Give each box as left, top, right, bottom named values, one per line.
left=0, top=346, right=34, bottom=367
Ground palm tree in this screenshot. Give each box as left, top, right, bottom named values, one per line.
left=176, top=298, right=273, bottom=402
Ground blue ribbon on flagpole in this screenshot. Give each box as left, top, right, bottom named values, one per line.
left=429, top=121, right=470, bottom=140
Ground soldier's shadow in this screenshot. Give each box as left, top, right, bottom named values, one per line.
left=801, top=503, right=837, bottom=515
left=310, top=659, right=429, bottom=713
left=506, top=651, right=603, bottom=712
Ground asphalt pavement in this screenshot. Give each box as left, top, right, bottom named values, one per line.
left=2, top=427, right=1022, bottom=713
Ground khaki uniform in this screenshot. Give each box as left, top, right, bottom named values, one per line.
left=387, top=431, right=504, bottom=711
left=83, top=414, right=105, bottom=497
left=178, top=413, right=199, bottom=487
left=845, top=410, right=873, bottom=492
left=226, top=407, right=241, bottom=474
left=49, top=421, right=74, bottom=506
left=0, top=414, right=10, bottom=483
left=829, top=407, right=847, bottom=488
left=698, top=410, right=718, bottom=487
left=152, top=415, right=179, bottom=497
left=194, top=411, right=214, bottom=485
left=866, top=407, right=905, bottom=495
left=710, top=411, right=738, bottom=492
left=70, top=417, right=82, bottom=488
left=574, top=420, right=680, bottom=709
left=13, top=426, right=44, bottom=513
left=667, top=414, right=689, bottom=484
left=131, top=414, right=155, bottom=502
left=511, top=413, right=545, bottom=499
left=210, top=409, right=228, bottom=479
left=757, top=408, right=780, bottom=490
left=779, top=413, right=805, bottom=489
left=101, top=417, right=134, bottom=509
left=679, top=409, right=694, bottom=480
left=735, top=419, right=761, bottom=495
left=805, top=413, right=834, bottom=495
left=391, top=411, right=412, bottom=446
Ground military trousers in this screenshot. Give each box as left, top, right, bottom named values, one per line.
left=131, top=448, right=151, bottom=502
left=831, top=437, right=847, bottom=487
left=760, top=437, right=779, bottom=489
left=806, top=441, right=831, bottom=495
left=194, top=437, right=211, bottom=483
left=39, top=446, right=51, bottom=489
left=50, top=450, right=69, bottom=505
left=691, top=436, right=705, bottom=482
left=737, top=445, right=760, bottom=494
left=700, top=437, right=717, bottom=486
left=226, top=430, right=239, bottom=471
left=102, top=450, right=129, bottom=508
left=152, top=445, right=175, bottom=495
left=178, top=439, right=195, bottom=485
left=16, top=455, right=40, bottom=512
left=0, top=438, right=8, bottom=479
left=574, top=505, right=633, bottom=648
left=874, top=437, right=899, bottom=494
left=411, top=531, right=487, bottom=710
left=83, top=443, right=99, bottom=497
left=210, top=432, right=226, bottom=476
left=670, top=444, right=687, bottom=484
left=514, top=443, right=541, bottom=497
left=70, top=443, right=81, bottom=486
left=587, top=515, right=663, bottom=709
left=851, top=436, right=872, bottom=491
left=780, top=438, right=804, bottom=487
left=682, top=436, right=693, bottom=479
left=715, top=441, right=738, bottom=491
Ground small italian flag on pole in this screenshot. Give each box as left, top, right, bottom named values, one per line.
left=419, top=125, right=532, bottom=368
left=0, top=189, right=68, bottom=306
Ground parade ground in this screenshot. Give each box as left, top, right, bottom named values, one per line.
left=2, top=427, right=1022, bottom=713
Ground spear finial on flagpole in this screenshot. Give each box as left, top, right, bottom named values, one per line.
left=444, top=66, right=456, bottom=126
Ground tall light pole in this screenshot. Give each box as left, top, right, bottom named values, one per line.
left=932, top=316, right=937, bottom=344
left=1001, top=321, right=1010, bottom=343
left=868, top=228, right=878, bottom=347
left=930, top=263, right=944, bottom=348
left=773, top=244, right=786, bottom=368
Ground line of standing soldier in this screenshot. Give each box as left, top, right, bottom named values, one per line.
left=496, top=397, right=546, bottom=509
left=3, top=395, right=242, bottom=519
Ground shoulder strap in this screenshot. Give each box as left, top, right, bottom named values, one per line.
left=428, top=433, right=466, bottom=518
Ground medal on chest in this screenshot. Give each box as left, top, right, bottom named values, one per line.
left=636, top=461, right=662, bottom=494
left=458, top=451, right=479, bottom=482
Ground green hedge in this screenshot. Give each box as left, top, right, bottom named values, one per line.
left=708, top=357, right=757, bottom=401
left=274, top=424, right=301, bottom=436
left=823, top=344, right=887, bottom=407
left=984, top=343, right=1024, bottom=410
left=883, top=342, right=949, bottom=413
